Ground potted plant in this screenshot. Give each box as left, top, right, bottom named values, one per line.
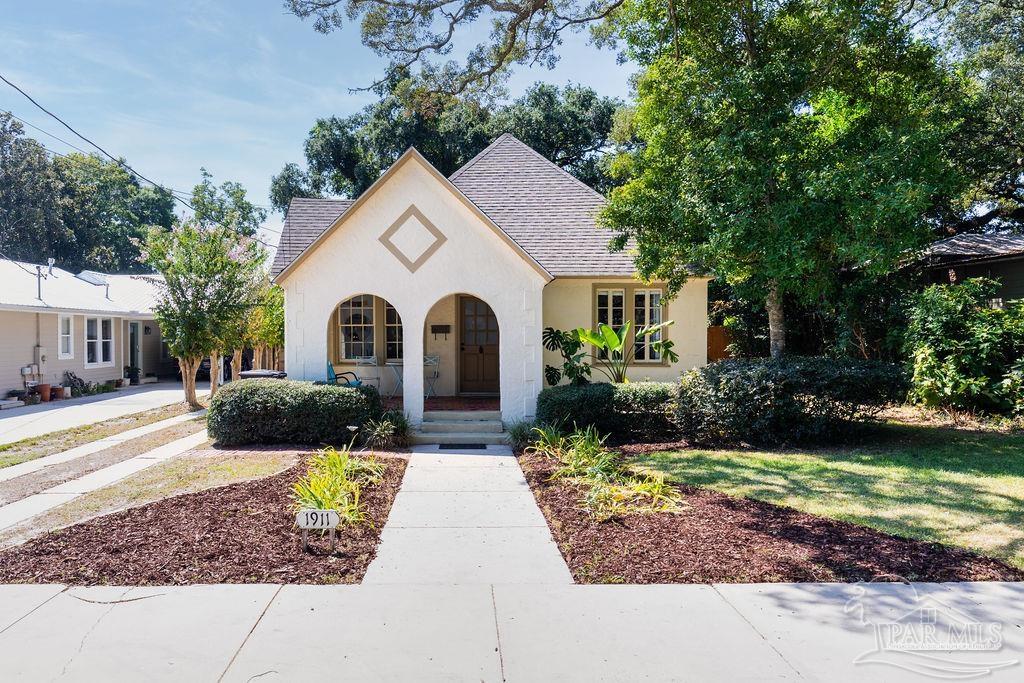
left=35, top=382, right=52, bottom=402
left=125, top=366, right=142, bottom=385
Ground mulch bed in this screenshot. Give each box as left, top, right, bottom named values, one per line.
left=0, top=454, right=408, bottom=585
left=520, top=453, right=1024, bottom=584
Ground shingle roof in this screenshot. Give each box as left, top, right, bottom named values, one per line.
left=0, top=261, right=161, bottom=316
left=449, top=134, right=634, bottom=276
left=925, top=231, right=1024, bottom=263
left=270, top=134, right=635, bottom=279
left=270, top=198, right=354, bottom=278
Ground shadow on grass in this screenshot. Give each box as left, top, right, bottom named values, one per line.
left=635, top=422, right=1024, bottom=568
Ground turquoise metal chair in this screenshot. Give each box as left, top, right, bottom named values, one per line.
left=327, top=362, right=362, bottom=388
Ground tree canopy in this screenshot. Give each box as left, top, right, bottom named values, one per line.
left=191, top=168, right=267, bottom=236
left=599, top=0, right=972, bottom=356
left=270, top=78, right=623, bottom=211
left=0, top=113, right=175, bottom=272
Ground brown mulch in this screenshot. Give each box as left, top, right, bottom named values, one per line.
left=0, top=454, right=408, bottom=585
left=519, top=453, right=1024, bottom=584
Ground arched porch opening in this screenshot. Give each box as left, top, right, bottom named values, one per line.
left=419, top=293, right=501, bottom=412
left=326, top=293, right=405, bottom=398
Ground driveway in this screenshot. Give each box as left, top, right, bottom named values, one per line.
left=0, top=382, right=209, bottom=446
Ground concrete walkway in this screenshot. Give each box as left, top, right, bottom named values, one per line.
left=0, top=382, right=209, bottom=446
left=364, top=445, right=573, bottom=584
left=0, top=581, right=1020, bottom=681
left=0, top=409, right=205, bottom=484
left=0, top=429, right=208, bottom=531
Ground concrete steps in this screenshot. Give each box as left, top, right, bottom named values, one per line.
left=411, top=410, right=507, bottom=446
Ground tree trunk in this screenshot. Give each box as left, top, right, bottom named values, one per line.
left=178, top=356, right=202, bottom=409
left=253, top=345, right=265, bottom=370
left=231, top=349, right=243, bottom=382
left=209, top=350, right=223, bottom=398
left=766, top=284, right=786, bottom=359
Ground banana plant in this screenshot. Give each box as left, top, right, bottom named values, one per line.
left=575, top=320, right=678, bottom=383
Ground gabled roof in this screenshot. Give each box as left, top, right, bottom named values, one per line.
left=270, top=134, right=636, bottom=280
left=450, top=133, right=635, bottom=276
left=271, top=147, right=550, bottom=282
left=0, top=260, right=161, bottom=317
left=270, top=198, right=354, bottom=279
left=924, top=231, right=1024, bottom=264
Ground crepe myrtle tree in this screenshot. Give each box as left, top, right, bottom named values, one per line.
left=144, top=221, right=266, bottom=408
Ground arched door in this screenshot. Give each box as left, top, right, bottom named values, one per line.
left=459, top=295, right=499, bottom=394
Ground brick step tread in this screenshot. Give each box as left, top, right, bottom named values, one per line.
left=422, top=410, right=502, bottom=422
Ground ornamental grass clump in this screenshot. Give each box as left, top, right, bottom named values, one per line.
left=527, top=425, right=682, bottom=521
left=291, top=445, right=385, bottom=526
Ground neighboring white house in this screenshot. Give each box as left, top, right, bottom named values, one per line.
left=0, top=260, right=172, bottom=396
left=271, top=134, right=710, bottom=424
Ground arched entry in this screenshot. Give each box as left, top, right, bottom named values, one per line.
left=458, top=295, right=499, bottom=394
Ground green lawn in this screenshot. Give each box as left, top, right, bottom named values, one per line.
left=634, top=422, right=1024, bottom=569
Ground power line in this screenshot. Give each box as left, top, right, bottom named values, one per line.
left=0, top=71, right=195, bottom=211
left=3, top=109, right=91, bottom=155
left=1, top=76, right=278, bottom=248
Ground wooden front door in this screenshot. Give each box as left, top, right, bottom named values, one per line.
left=459, top=296, right=499, bottom=394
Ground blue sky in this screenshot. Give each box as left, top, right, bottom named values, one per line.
left=1, top=0, right=635, bottom=244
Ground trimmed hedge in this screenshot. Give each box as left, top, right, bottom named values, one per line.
left=676, top=357, right=908, bottom=446
left=207, top=379, right=384, bottom=446
left=535, top=382, right=677, bottom=439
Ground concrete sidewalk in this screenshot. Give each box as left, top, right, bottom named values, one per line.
left=0, top=581, right=1020, bottom=681
left=0, top=382, right=209, bottom=446
left=364, top=445, right=573, bottom=584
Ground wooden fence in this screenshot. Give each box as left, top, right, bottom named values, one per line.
left=707, top=326, right=732, bottom=362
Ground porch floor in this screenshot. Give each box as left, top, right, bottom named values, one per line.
left=385, top=396, right=500, bottom=412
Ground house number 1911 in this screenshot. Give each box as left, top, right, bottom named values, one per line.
left=295, top=509, right=340, bottom=552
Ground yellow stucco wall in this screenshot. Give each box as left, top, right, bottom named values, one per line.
left=541, top=277, right=709, bottom=385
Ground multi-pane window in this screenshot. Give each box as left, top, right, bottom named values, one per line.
left=338, top=295, right=375, bottom=360
left=58, top=315, right=73, bottom=359
left=634, top=289, right=663, bottom=361
left=85, top=317, right=114, bottom=366
left=385, top=302, right=403, bottom=361
left=595, top=289, right=624, bottom=359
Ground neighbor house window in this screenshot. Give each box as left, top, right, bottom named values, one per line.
left=633, top=289, right=663, bottom=362
left=85, top=317, right=114, bottom=367
left=58, top=315, right=74, bottom=359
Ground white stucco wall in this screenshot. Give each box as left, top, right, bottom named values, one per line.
left=542, top=277, right=709, bottom=385
left=279, top=155, right=548, bottom=424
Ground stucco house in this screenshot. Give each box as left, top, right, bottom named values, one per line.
left=0, top=260, right=173, bottom=398
left=271, top=134, right=710, bottom=431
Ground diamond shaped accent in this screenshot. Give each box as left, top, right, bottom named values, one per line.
left=378, top=205, right=447, bottom=273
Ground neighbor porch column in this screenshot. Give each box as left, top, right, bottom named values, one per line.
left=402, top=309, right=426, bottom=425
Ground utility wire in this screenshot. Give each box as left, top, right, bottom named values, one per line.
left=1, top=75, right=278, bottom=248
left=3, top=109, right=91, bottom=155
left=0, top=71, right=194, bottom=210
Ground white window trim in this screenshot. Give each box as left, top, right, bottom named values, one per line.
left=57, top=314, right=74, bottom=360
left=634, top=289, right=664, bottom=363
left=84, top=316, right=116, bottom=368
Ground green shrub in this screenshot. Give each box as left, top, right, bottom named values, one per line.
left=505, top=420, right=537, bottom=453
left=676, top=357, right=908, bottom=446
left=362, top=410, right=411, bottom=450
left=535, top=382, right=677, bottom=440
left=208, top=379, right=383, bottom=446
left=527, top=425, right=683, bottom=521
left=905, top=278, right=1024, bottom=414
left=291, top=445, right=385, bottom=525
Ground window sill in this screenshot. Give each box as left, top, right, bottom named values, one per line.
left=57, top=354, right=74, bottom=361
left=84, top=362, right=115, bottom=369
